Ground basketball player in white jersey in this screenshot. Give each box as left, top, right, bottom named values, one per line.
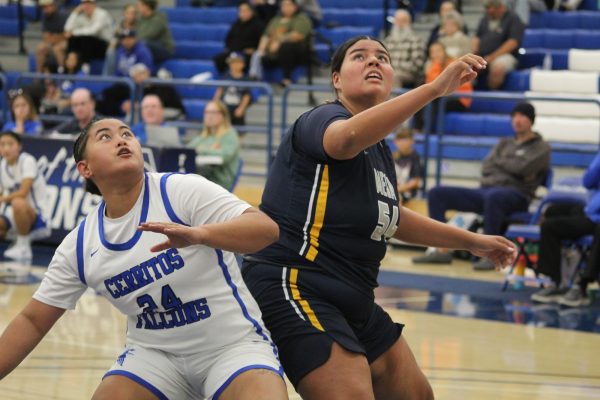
left=0, top=131, right=51, bottom=262
left=0, top=119, right=288, bottom=400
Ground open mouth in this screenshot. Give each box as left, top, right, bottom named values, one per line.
left=117, top=148, right=131, bottom=156
left=365, top=71, right=383, bottom=81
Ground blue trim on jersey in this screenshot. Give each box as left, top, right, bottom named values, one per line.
left=76, top=219, right=87, bottom=285
left=212, top=364, right=284, bottom=400
left=98, top=173, right=150, bottom=251
left=103, top=370, right=169, bottom=400
left=215, top=249, right=279, bottom=358
left=159, top=173, right=186, bottom=225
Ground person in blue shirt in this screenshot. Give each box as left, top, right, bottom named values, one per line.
left=532, top=152, right=600, bottom=307
left=240, top=36, right=515, bottom=399
left=114, top=29, right=154, bottom=77
left=2, top=91, right=43, bottom=136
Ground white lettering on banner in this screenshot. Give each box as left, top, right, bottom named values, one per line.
left=178, top=153, right=187, bottom=173
left=51, top=186, right=85, bottom=230
left=38, top=147, right=69, bottom=183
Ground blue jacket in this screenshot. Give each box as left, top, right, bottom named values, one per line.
left=583, top=152, right=600, bottom=223
left=115, top=42, right=154, bottom=77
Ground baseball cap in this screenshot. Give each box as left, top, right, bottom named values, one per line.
left=226, top=52, right=245, bottom=63
left=119, top=28, right=136, bottom=39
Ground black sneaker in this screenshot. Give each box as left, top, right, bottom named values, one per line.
left=472, top=258, right=495, bottom=271
left=558, top=287, right=591, bottom=307
left=531, top=285, right=568, bottom=303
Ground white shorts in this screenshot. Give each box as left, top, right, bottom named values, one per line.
left=104, top=340, right=283, bottom=399
left=489, top=53, right=518, bottom=72
left=1, top=205, right=50, bottom=240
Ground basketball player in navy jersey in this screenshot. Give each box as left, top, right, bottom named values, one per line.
left=237, top=37, right=516, bottom=399
left=0, top=118, right=288, bottom=400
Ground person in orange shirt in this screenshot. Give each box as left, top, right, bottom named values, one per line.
left=426, top=41, right=472, bottom=112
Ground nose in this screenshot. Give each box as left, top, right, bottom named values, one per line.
left=367, top=54, right=380, bottom=66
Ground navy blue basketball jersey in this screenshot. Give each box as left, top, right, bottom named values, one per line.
left=252, top=101, right=400, bottom=292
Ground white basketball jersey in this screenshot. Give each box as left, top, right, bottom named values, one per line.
left=34, top=173, right=276, bottom=355
left=0, top=152, right=50, bottom=221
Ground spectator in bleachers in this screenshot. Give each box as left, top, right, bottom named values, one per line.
left=188, top=100, right=240, bottom=190
left=123, top=63, right=185, bottom=120
left=58, top=51, right=87, bottom=98
left=250, top=0, right=280, bottom=23
left=2, top=91, right=42, bottom=136
left=64, top=0, right=114, bottom=65
left=214, top=52, right=253, bottom=126
left=213, top=2, right=265, bottom=76
left=384, top=9, right=425, bottom=89
left=103, top=4, right=138, bottom=76
left=393, top=127, right=422, bottom=203
left=296, top=0, right=322, bottom=27
left=425, top=42, right=472, bottom=113
left=0, top=131, right=51, bottom=262
left=54, top=88, right=99, bottom=134
left=472, top=0, right=525, bottom=90
left=531, top=154, right=600, bottom=307
left=131, top=94, right=168, bottom=145
left=438, top=11, right=471, bottom=59
left=35, top=0, right=68, bottom=73
left=255, top=0, right=313, bottom=87
left=413, top=102, right=550, bottom=270
left=136, top=0, right=175, bottom=64
left=115, top=29, right=154, bottom=77
left=426, top=0, right=468, bottom=55
left=505, top=0, right=547, bottom=24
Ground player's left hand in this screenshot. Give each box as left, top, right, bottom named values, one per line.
left=467, top=234, right=517, bottom=270
left=138, top=222, right=207, bottom=252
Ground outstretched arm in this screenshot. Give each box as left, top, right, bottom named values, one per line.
left=138, top=207, right=279, bottom=254
left=394, top=207, right=516, bottom=268
left=323, top=54, right=487, bottom=160
left=0, top=299, right=65, bottom=380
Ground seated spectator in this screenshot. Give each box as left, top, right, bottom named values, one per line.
left=384, top=9, right=425, bottom=88
left=426, top=0, right=468, bottom=52
left=472, top=0, right=524, bottom=90
left=250, top=0, right=280, bottom=23
left=131, top=94, right=173, bottom=145
left=214, top=52, right=253, bottom=126
left=35, top=0, right=68, bottom=73
left=103, top=4, right=138, bottom=76
left=213, top=2, right=265, bottom=76
left=505, top=0, right=547, bottom=24
left=392, top=128, right=422, bottom=203
left=124, top=63, right=185, bottom=120
left=58, top=51, right=88, bottom=99
left=64, top=0, right=114, bottom=64
left=187, top=100, right=240, bottom=190
left=39, top=77, right=64, bottom=116
left=53, top=88, right=100, bottom=134
left=413, top=102, right=550, bottom=270
left=426, top=42, right=472, bottom=113
left=136, top=0, right=175, bottom=64
left=0, top=131, right=51, bottom=263
left=96, top=30, right=154, bottom=117
left=438, top=11, right=471, bottom=59
left=254, top=0, right=312, bottom=86
left=532, top=153, right=600, bottom=307
left=2, top=91, right=42, bottom=136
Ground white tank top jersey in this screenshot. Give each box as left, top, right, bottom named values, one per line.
left=34, top=172, right=276, bottom=355
left=0, top=152, right=50, bottom=221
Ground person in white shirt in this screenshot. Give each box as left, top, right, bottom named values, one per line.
left=0, top=118, right=288, bottom=400
left=0, top=131, right=50, bottom=262
left=64, top=0, right=114, bottom=64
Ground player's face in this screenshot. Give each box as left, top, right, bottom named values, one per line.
left=81, top=119, right=144, bottom=183
left=0, top=135, right=21, bottom=164
left=332, top=40, right=394, bottom=106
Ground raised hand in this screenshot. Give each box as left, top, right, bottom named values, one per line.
left=431, top=54, right=487, bottom=97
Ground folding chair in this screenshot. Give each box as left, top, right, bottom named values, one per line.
left=502, top=188, right=588, bottom=291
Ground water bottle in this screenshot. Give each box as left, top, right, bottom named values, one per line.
left=513, top=254, right=526, bottom=290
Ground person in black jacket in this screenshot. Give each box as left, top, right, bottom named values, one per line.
left=213, top=2, right=265, bottom=75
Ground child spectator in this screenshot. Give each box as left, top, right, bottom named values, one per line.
left=2, top=91, right=43, bottom=136
left=214, top=52, right=253, bottom=126
left=393, top=128, right=423, bottom=203
left=426, top=42, right=472, bottom=112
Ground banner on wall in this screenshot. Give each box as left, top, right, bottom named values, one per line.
left=23, top=136, right=196, bottom=244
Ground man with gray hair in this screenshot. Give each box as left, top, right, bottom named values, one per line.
left=384, top=9, right=425, bottom=88
left=54, top=88, right=100, bottom=134
left=472, top=0, right=525, bottom=90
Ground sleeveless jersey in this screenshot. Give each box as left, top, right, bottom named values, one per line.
left=251, top=101, right=400, bottom=293
left=34, top=172, right=275, bottom=355
left=0, top=152, right=50, bottom=221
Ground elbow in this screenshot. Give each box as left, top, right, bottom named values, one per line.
left=265, top=218, right=279, bottom=246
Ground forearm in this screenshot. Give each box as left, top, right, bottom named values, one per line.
left=198, top=209, right=278, bottom=254
left=328, top=84, right=440, bottom=158
left=393, top=206, right=477, bottom=250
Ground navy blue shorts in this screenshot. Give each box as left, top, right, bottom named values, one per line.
left=242, top=261, right=403, bottom=388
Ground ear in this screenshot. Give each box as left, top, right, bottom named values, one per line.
left=332, top=71, right=341, bottom=91
left=76, top=160, right=93, bottom=180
